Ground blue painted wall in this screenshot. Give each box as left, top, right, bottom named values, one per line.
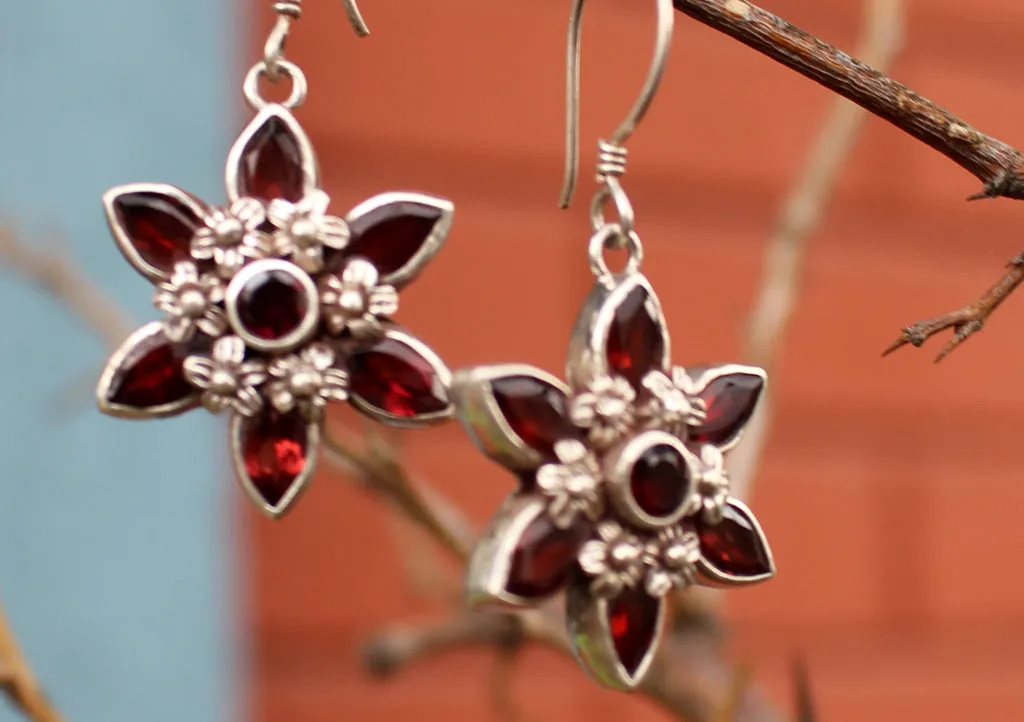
left=0, top=2, right=238, bottom=721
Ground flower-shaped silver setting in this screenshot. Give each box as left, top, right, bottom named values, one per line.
left=267, top=189, right=351, bottom=273
left=536, top=439, right=604, bottom=529
left=266, top=342, right=349, bottom=417
left=183, top=335, right=267, bottom=416
left=569, top=375, right=636, bottom=449
left=318, top=258, right=399, bottom=339
left=191, top=197, right=274, bottom=279
left=97, top=103, right=455, bottom=519
left=452, top=272, right=774, bottom=691
left=153, top=261, right=228, bottom=343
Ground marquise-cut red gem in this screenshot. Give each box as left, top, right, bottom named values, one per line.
left=606, top=287, right=664, bottom=387
left=237, top=117, right=306, bottom=202
left=607, top=585, right=661, bottom=676
left=107, top=336, right=194, bottom=410
left=240, top=409, right=309, bottom=507
left=113, top=192, right=203, bottom=273
left=491, top=376, right=582, bottom=461
left=347, top=338, right=449, bottom=418
left=235, top=268, right=310, bottom=341
left=332, top=202, right=443, bottom=277
left=630, top=443, right=690, bottom=518
left=696, top=503, right=772, bottom=578
left=691, top=374, right=764, bottom=446
left=507, top=513, right=589, bottom=598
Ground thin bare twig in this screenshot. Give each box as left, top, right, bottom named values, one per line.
left=882, top=256, right=1024, bottom=362
left=727, top=0, right=903, bottom=501
left=321, top=426, right=475, bottom=561
left=0, top=603, right=63, bottom=722
left=679, top=0, right=903, bottom=629
left=0, top=226, right=133, bottom=350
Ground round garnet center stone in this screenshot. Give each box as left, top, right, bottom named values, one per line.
left=630, top=443, right=690, bottom=518
left=228, top=260, right=317, bottom=349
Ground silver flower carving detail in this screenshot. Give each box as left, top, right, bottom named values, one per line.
left=569, top=375, right=636, bottom=448
left=153, top=261, right=227, bottom=343
left=267, top=342, right=349, bottom=419
left=639, top=368, right=706, bottom=434
left=183, top=336, right=266, bottom=416
left=643, top=526, right=700, bottom=597
left=267, top=189, right=351, bottom=273
left=578, top=520, right=646, bottom=598
left=191, top=197, right=273, bottom=278
left=318, top=258, right=399, bottom=339
left=536, top=439, right=604, bottom=528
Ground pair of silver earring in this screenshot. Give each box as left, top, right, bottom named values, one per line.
left=95, top=0, right=774, bottom=692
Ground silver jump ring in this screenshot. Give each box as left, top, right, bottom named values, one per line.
left=588, top=223, right=643, bottom=279
left=589, top=177, right=635, bottom=243
left=243, top=59, right=308, bottom=111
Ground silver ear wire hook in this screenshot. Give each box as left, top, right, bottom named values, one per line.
left=251, top=0, right=370, bottom=109
left=341, top=0, right=372, bottom=37
left=558, top=0, right=674, bottom=211
left=266, top=0, right=370, bottom=74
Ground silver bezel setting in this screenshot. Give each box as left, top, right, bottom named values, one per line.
left=103, top=182, right=212, bottom=283
left=96, top=321, right=201, bottom=419
left=689, top=363, right=769, bottom=453
left=345, top=191, right=455, bottom=290
left=229, top=412, right=321, bottom=520
left=603, top=429, right=700, bottom=530
left=347, top=326, right=454, bottom=427
left=224, top=103, right=319, bottom=204
left=566, top=273, right=670, bottom=392
left=464, top=493, right=551, bottom=609
left=450, top=364, right=570, bottom=471
left=225, top=258, right=321, bottom=353
left=566, top=575, right=665, bottom=691
left=696, top=496, right=776, bottom=587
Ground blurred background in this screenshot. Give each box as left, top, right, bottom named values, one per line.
left=3, top=0, right=1024, bottom=721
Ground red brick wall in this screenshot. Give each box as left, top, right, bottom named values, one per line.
left=242, top=1, right=1024, bottom=720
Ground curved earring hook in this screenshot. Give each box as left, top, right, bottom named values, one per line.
left=341, top=0, right=371, bottom=37
left=266, top=1, right=370, bottom=77
left=558, top=0, right=674, bottom=209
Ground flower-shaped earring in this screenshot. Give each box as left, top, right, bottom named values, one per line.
left=451, top=0, right=776, bottom=691
left=453, top=276, right=774, bottom=689
left=97, top=4, right=454, bottom=518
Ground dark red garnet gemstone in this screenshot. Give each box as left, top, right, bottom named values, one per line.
left=506, top=513, right=589, bottom=598
left=607, top=586, right=661, bottom=676
left=240, top=410, right=309, bottom=507
left=113, top=192, right=203, bottom=273
left=630, top=444, right=690, bottom=518
left=696, top=503, right=772, bottom=578
left=691, top=374, right=765, bottom=446
left=347, top=338, right=449, bottom=418
left=107, top=335, right=194, bottom=410
left=333, top=202, right=443, bottom=276
left=605, top=287, right=664, bottom=387
left=491, top=376, right=582, bottom=461
left=237, top=117, right=305, bottom=202
left=235, top=269, right=310, bottom=341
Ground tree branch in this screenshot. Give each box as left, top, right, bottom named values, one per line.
left=672, top=0, right=1024, bottom=200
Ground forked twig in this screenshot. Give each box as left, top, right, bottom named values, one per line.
left=882, top=256, right=1024, bottom=362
